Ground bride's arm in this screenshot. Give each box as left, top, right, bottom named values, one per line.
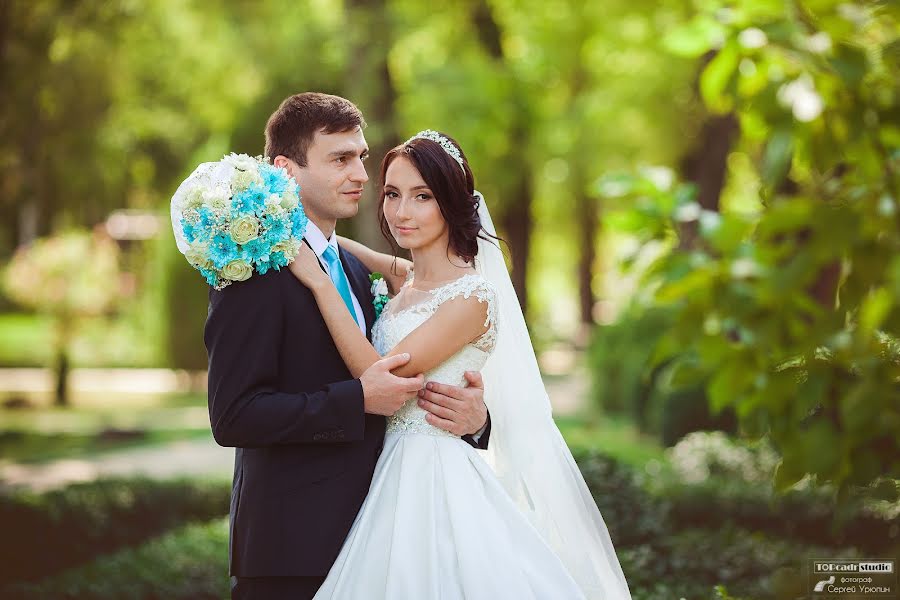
left=336, top=235, right=411, bottom=294
left=289, top=247, right=488, bottom=379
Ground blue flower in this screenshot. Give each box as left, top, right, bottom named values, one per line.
left=242, top=237, right=269, bottom=264
left=260, top=164, right=289, bottom=194
left=262, top=215, right=288, bottom=242
left=199, top=267, right=219, bottom=287
left=210, top=233, right=239, bottom=269
left=270, top=251, right=288, bottom=270
left=181, top=219, right=197, bottom=243
left=232, top=184, right=267, bottom=216
left=256, top=259, right=271, bottom=275
left=290, top=207, right=308, bottom=238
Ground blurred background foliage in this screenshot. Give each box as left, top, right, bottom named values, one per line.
left=1, top=0, right=898, bottom=597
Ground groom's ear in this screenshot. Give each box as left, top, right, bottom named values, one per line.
left=273, top=155, right=296, bottom=175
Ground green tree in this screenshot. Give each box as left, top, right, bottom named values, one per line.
left=604, top=0, right=900, bottom=494
left=3, top=229, right=122, bottom=405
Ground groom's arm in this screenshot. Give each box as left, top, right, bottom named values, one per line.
left=204, top=271, right=365, bottom=448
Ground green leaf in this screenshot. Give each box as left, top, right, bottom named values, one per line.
left=859, top=287, right=893, bottom=333
left=662, top=16, right=726, bottom=58
left=701, top=43, right=740, bottom=113
left=761, top=128, right=793, bottom=188
left=708, top=359, right=754, bottom=414
left=830, top=43, right=868, bottom=87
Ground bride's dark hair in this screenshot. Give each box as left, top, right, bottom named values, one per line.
left=377, top=132, right=496, bottom=266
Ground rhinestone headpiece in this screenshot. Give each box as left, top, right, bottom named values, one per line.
left=405, top=130, right=465, bottom=171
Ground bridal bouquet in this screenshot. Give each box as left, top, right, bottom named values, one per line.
left=171, top=153, right=308, bottom=289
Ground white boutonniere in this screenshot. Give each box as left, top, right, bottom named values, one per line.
left=369, top=272, right=389, bottom=318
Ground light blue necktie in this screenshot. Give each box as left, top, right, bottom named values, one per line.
left=321, top=245, right=360, bottom=327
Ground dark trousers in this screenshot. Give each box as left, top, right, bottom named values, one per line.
left=231, top=575, right=326, bottom=600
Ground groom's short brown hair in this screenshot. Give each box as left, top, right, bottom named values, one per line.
left=264, top=92, right=366, bottom=166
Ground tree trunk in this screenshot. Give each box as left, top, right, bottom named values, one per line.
left=501, top=173, right=533, bottom=314
left=343, top=0, right=398, bottom=253
left=53, top=319, right=71, bottom=407
left=471, top=0, right=533, bottom=315
left=575, top=179, right=598, bottom=326
left=678, top=51, right=739, bottom=249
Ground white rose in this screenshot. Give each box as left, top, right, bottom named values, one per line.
left=280, top=189, right=300, bottom=210
left=273, top=238, right=301, bottom=257
left=221, top=259, right=253, bottom=282
left=184, top=243, right=212, bottom=269
left=230, top=216, right=260, bottom=244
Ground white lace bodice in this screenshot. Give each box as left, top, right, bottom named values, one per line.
left=372, top=273, right=498, bottom=438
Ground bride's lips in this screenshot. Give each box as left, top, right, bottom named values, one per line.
left=395, top=226, right=416, bottom=235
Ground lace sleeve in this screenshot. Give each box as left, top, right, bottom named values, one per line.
left=430, top=275, right=498, bottom=353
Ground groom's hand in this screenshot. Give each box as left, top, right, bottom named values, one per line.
left=418, top=371, right=487, bottom=436
left=361, top=353, right=424, bottom=416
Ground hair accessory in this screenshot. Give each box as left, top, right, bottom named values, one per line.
left=405, top=130, right=465, bottom=171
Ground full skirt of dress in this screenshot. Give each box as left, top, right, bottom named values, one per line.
left=313, top=432, right=586, bottom=600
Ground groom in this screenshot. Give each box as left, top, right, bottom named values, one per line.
left=205, top=92, right=491, bottom=600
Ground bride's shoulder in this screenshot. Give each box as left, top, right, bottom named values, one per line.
left=431, top=273, right=498, bottom=326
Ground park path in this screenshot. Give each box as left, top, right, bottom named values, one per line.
left=0, top=367, right=588, bottom=493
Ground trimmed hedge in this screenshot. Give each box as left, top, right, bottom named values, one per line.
left=0, top=478, right=229, bottom=586
left=3, top=518, right=229, bottom=599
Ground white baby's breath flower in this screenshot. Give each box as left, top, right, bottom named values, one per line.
left=230, top=216, right=260, bottom=245
left=221, top=259, right=253, bottom=282
left=738, top=27, right=768, bottom=49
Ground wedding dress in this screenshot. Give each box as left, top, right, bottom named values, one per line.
left=312, top=272, right=587, bottom=599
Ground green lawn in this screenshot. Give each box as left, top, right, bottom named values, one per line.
left=0, top=428, right=212, bottom=463
left=1, top=384, right=662, bottom=477
left=1, top=391, right=212, bottom=463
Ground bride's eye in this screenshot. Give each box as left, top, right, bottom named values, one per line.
left=384, top=191, right=399, bottom=199
left=415, top=193, right=432, bottom=201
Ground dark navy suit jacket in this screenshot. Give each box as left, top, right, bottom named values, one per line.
left=204, top=247, right=490, bottom=577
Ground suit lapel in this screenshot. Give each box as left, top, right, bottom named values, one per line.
left=339, top=248, right=376, bottom=341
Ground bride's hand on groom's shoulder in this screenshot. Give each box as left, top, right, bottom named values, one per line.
left=289, top=245, right=328, bottom=290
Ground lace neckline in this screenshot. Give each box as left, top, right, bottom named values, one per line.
left=382, top=272, right=483, bottom=322
left=405, top=267, right=478, bottom=292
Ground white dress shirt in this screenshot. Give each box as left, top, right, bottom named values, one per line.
left=304, top=221, right=367, bottom=335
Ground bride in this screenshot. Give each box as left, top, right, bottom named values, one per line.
left=288, top=130, right=631, bottom=599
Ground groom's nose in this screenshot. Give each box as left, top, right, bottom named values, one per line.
left=349, top=157, right=369, bottom=184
